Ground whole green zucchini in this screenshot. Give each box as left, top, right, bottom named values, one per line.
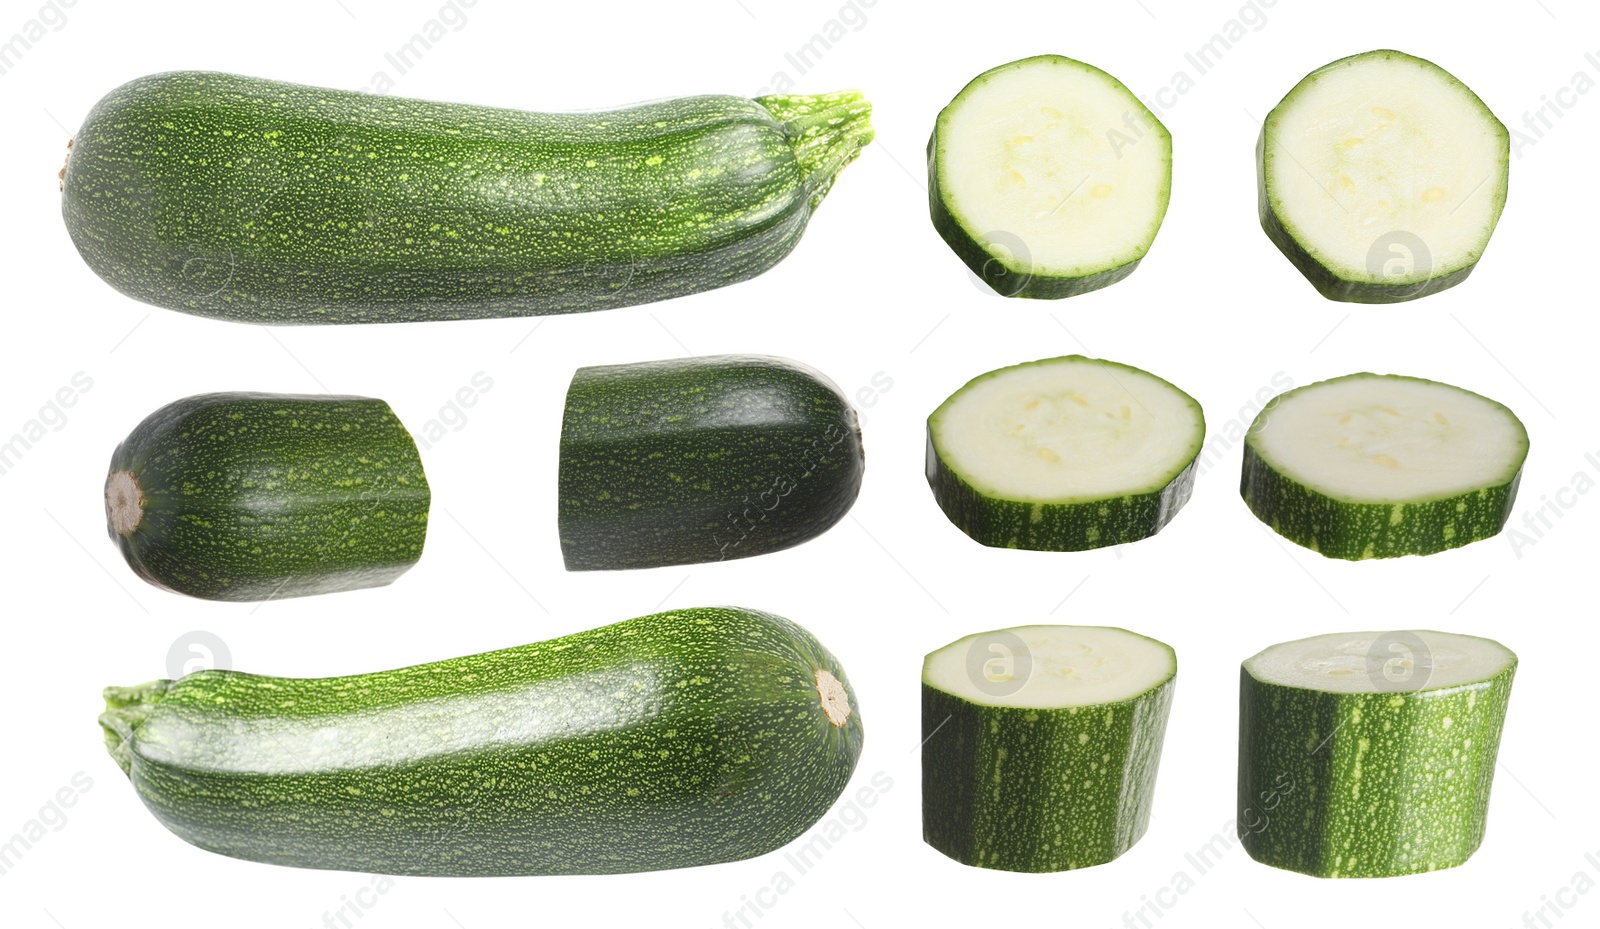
left=61, top=72, right=873, bottom=324
left=100, top=607, right=863, bottom=876
left=559, top=354, right=864, bottom=570
left=106, top=392, right=430, bottom=601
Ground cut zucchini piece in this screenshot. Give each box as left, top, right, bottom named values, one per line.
left=927, top=355, right=1204, bottom=550
left=930, top=55, right=1172, bottom=298
left=558, top=354, right=864, bottom=570
left=1239, top=630, right=1517, bottom=878
left=923, top=625, right=1176, bottom=872
left=1241, top=373, right=1528, bottom=559
left=1258, top=49, right=1509, bottom=302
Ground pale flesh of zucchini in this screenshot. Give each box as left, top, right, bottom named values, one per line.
left=1244, top=630, right=1515, bottom=695
left=1248, top=374, right=1525, bottom=503
left=1263, top=50, right=1507, bottom=293
left=936, top=55, right=1170, bottom=288
left=924, top=624, right=1174, bottom=708
left=933, top=356, right=1202, bottom=501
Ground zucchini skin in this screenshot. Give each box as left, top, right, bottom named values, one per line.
left=925, top=356, right=1203, bottom=551
left=1240, top=443, right=1521, bottom=558
left=927, top=442, right=1198, bottom=550
left=61, top=72, right=873, bottom=324
left=1256, top=49, right=1509, bottom=304
left=106, top=392, right=429, bottom=600
left=559, top=355, right=864, bottom=570
left=922, top=658, right=1175, bottom=871
left=1239, top=374, right=1528, bottom=559
left=1237, top=653, right=1516, bottom=877
left=100, top=607, right=864, bottom=876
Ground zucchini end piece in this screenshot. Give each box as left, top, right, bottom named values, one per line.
left=758, top=90, right=874, bottom=210
left=100, top=680, right=172, bottom=776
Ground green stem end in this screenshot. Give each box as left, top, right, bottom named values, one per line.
left=99, top=680, right=171, bottom=776
left=758, top=90, right=875, bottom=210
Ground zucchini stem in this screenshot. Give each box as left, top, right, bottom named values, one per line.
left=59, top=137, right=73, bottom=192
left=105, top=470, right=144, bottom=536
left=99, top=681, right=171, bottom=776
left=814, top=669, right=852, bottom=727
left=758, top=91, right=874, bottom=210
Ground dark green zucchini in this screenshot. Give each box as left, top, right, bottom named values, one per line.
left=559, top=354, right=864, bottom=570
left=61, top=71, right=874, bottom=324
left=105, top=392, right=429, bottom=601
left=100, top=607, right=864, bottom=876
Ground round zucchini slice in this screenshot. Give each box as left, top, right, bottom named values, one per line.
left=929, top=55, right=1172, bottom=298
left=1258, top=49, right=1509, bottom=302
left=1241, top=373, right=1528, bottom=558
left=927, top=355, right=1204, bottom=551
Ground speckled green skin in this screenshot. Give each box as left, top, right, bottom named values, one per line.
left=100, top=607, right=863, bottom=876
left=1240, top=374, right=1527, bottom=559
left=62, top=72, right=872, bottom=324
left=559, top=355, right=863, bottom=570
left=925, top=356, right=1204, bottom=551
left=928, top=55, right=1171, bottom=299
left=921, top=659, right=1175, bottom=871
left=107, top=392, right=429, bottom=600
left=1237, top=647, right=1516, bottom=877
left=1258, top=50, right=1509, bottom=304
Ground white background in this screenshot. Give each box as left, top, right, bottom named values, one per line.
left=1, top=1, right=1595, bottom=927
